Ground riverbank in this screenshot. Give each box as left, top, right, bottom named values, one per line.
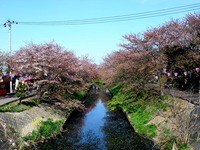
left=107, top=85, right=199, bottom=150
left=30, top=90, right=157, bottom=150
left=1, top=88, right=198, bottom=149
left=123, top=96, right=195, bottom=149
left=0, top=100, right=68, bottom=149
left=0, top=89, right=95, bottom=149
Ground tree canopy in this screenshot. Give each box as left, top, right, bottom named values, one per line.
left=101, top=12, right=200, bottom=93
left=9, top=42, right=99, bottom=105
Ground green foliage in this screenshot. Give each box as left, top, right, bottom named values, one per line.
left=161, top=136, right=176, bottom=150
left=23, top=118, right=64, bottom=141
left=160, top=128, right=174, bottom=149
left=15, top=82, right=28, bottom=103
left=128, top=96, right=168, bottom=138
left=130, top=108, right=157, bottom=138
left=178, top=144, right=190, bottom=150
left=161, top=133, right=190, bottom=150
left=163, top=128, right=170, bottom=135
left=0, top=99, right=39, bottom=112
left=69, top=91, right=86, bottom=101
left=107, top=88, right=169, bottom=139
left=23, top=130, right=39, bottom=141
left=22, top=98, right=39, bottom=107
left=91, top=78, right=106, bottom=87
left=110, top=84, right=123, bottom=96
left=38, top=118, right=63, bottom=137
left=107, top=92, right=126, bottom=111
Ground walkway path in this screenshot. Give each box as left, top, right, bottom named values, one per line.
left=0, top=95, right=18, bottom=106
left=163, top=88, right=199, bottom=105
left=0, top=90, right=37, bottom=106
left=0, top=88, right=199, bottom=106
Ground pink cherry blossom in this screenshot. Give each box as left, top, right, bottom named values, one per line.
left=167, top=72, right=171, bottom=77
left=195, top=67, right=199, bottom=72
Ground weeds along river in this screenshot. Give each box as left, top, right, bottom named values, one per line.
left=32, top=89, right=158, bottom=150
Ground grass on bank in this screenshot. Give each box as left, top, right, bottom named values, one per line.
left=0, top=98, right=39, bottom=112
left=68, top=91, right=86, bottom=101
left=0, top=89, right=87, bottom=113
left=107, top=84, right=192, bottom=150
left=107, top=89, right=168, bottom=138
left=22, top=118, right=64, bottom=142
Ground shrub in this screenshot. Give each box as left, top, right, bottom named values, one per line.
left=15, top=82, right=28, bottom=104
left=23, top=118, right=64, bottom=141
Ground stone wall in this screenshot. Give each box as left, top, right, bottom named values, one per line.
left=189, top=107, right=200, bottom=150
left=0, top=120, right=10, bottom=150
left=0, top=106, right=66, bottom=136
left=0, top=105, right=66, bottom=149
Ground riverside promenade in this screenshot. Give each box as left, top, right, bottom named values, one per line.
left=0, top=90, right=37, bottom=106
left=0, top=94, right=18, bottom=106
left=162, top=88, right=200, bottom=105
left=0, top=88, right=199, bottom=106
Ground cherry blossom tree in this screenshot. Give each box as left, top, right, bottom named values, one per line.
left=101, top=48, right=153, bottom=93
left=11, top=42, right=84, bottom=104
left=79, top=56, right=99, bottom=83
left=102, top=12, right=200, bottom=93
left=185, top=12, right=200, bottom=49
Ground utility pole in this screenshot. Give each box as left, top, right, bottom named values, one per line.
left=4, top=20, right=18, bottom=94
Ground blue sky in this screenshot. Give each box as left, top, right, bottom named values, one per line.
left=0, top=0, right=200, bottom=64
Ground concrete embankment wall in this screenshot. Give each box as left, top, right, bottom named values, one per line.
left=0, top=105, right=66, bottom=137
left=121, top=98, right=200, bottom=150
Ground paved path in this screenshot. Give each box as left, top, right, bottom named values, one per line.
left=163, top=88, right=199, bottom=105
left=0, top=88, right=199, bottom=106
left=0, top=90, right=37, bottom=106
left=0, top=95, right=18, bottom=106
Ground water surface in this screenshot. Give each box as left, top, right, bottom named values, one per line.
left=32, top=91, right=156, bottom=150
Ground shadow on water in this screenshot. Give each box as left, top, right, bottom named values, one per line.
left=30, top=89, right=158, bottom=150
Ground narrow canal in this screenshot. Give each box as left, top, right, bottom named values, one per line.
left=33, top=90, right=157, bottom=150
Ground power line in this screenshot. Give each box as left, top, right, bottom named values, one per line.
left=17, top=3, right=200, bottom=26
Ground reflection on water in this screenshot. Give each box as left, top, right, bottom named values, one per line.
left=77, top=100, right=107, bottom=149
left=64, top=99, right=107, bottom=150
left=32, top=91, right=156, bottom=150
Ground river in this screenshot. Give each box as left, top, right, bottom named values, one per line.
left=32, top=90, right=157, bottom=150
